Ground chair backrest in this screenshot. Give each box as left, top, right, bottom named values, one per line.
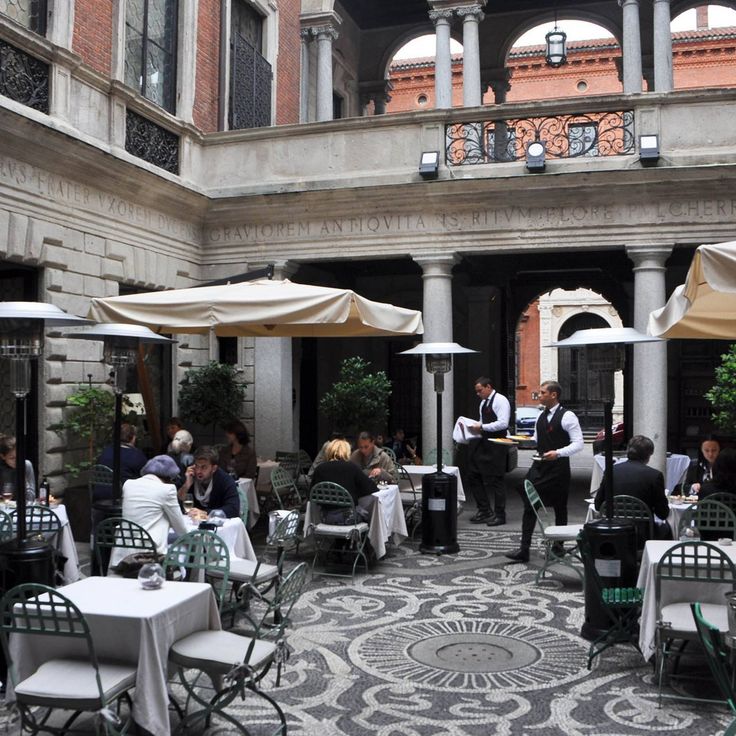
left=424, top=447, right=453, bottom=466
left=11, top=505, right=62, bottom=539
left=94, top=517, right=158, bottom=575
left=656, top=542, right=736, bottom=616
left=678, top=498, right=736, bottom=539
left=0, top=583, right=103, bottom=699
left=163, top=530, right=230, bottom=610
left=267, top=510, right=300, bottom=547
left=524, top=480, right=554, bottom=533
left=275, top=451, right=299, bottom=480
left=691, top=601, right=736, bottom=715
left=270, top=466, right=302, bottom=508
left=309, top=481, right=355, bottom=511
left=607, top=494, right=654, bottom=544
left=395, top=463, right=417, bottom=500
left=0, top=509, right=13, bottom=542
left=252, top=562, right=309, bottom=642
left=704, top=492, right=736, bottom=518
left=381, top=446, right=397, bottom=464
left=236, top=481, right=250, bottom=527
left=88, top=464, right=113, bottom=499
left=297, top=449, right=312, bottom=474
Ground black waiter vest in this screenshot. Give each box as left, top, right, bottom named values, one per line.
left=481, top=394, right=506, bottom=439
left=536, top=406, right=570, bottom=453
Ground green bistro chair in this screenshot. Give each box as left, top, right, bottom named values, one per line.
left=677, top=498, right=736, bottom=540
left=395, top=463, right=421, bottom=541
left=94, top=517, right=158, bottom=576
left=0, top=583, right=136, bottom=736
left=269, top=465, right=304, bottom=511
left=236, top=480, right=250, bottom=528
left=266, top=509, right=302, bottom=574
left=424, top=447, right=454, bottom=467
left=168, top=562, right=309, bottom=736
left=0, top=508, right=14, bottom=542
left=308, top=481, right=370, bottom=581
left=605, top=494, right=654, bottom=553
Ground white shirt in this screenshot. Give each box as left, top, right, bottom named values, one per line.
left=480, top=391, right=511, bottom=434
left=532, top=403, right=584, bottom=458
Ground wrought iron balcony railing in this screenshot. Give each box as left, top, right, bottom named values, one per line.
left=445, top=110, right=635, bottom=165
left=125, top=110, right=179, bottom=175
left=0, top=37, right=48, bottom=114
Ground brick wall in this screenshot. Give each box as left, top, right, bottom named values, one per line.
left=275, top=0, right=301, bottom=125
left=193, top=0, right=221, bottom=132
left=72, top=0, right=113, bottom=76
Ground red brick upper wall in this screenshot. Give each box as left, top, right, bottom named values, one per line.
left=276, top=0, right=301, bottom=125
left=72, top=0, right=113, bottom=77
left=193, top=0, right=221, bottom=132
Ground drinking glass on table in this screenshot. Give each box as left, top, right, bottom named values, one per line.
left=2, top=482, right=13, bottom=504
left=183, top=493, right=194, bottom=513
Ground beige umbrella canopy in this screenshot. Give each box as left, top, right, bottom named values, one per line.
left=648, top=241, right=736, bottom=339
left=87, top=278, right=424, bottom=337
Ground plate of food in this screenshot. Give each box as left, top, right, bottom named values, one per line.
left=488, top=437, right=517, bottom=445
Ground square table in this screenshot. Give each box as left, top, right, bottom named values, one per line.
left=8, top=576, right=221, bottom=734
left=407, top=465, right=466, bottom=503
left=585, top=499, right=694, bottom=539
left=590, top=453, right=691, bottom=495
left=636, top=539, right=736, bottom=661
left=180, top=516, right=257, bottom=562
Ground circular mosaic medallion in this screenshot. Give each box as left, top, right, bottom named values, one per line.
left=348, top=618, right=589, bottom=691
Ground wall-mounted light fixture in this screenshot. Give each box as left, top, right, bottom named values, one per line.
left=419, top=151, right=440, bottom=179
left=546, top=10, right=567, bottom=67
left=525, top=140, right=546, bottom=172
left=639, top=134, right=660, bottom=166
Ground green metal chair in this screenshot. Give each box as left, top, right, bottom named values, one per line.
left=677, top=498, right=736, bottom=540
left=0, top=508, right=14, bottom=542
left=424, top=447, right=453, bottom=467
left=0, top=583, right=136, bottom=736
left=395, top=464, right=421, bottom=541
left=168, top=562, right=309, bottom=735
left=524, top=480, right=584, bottom=582
left=578, top=528, right=643, bottom=669
left=94, top=517, right=159, bottom=576
left=88, top=463, right=113, bottom=502
left=274, top=451, right=300, bottom=481
left=702, top=492, right=736, bottom=521
left=308, top=481, right=370, bottom=581
left=270, top=465, right=304, bottom=510
left=296, top=449, right=312, bottom=490
left=236, top=480, right=250, bottom=528
left=381, top=446, right=397, bottom=464
left=605, top=494, right=654, bottom=553
left=266, top=509, right=302, bottom=573
left=163, top=530, right=231, bottom=613
left=690, top=602, right=736, bottom=733
left=655, top=541, right=736, bottom=704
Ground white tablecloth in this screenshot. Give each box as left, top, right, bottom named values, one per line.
left=6, top=504, right=80, bottom=584
left=585, top=499, right=694, bottom=538
left=8, top=577, right=221, bottom=735
left=304, top=484, right=408, bottom=560
left=407, top=465, right=466, bottom=502
left=237, top=478, right=260, bottom=528
left=636, top=539, right=736, bottom=661
left=256, top=460, right=279, bottom=494
left=182, top=516, right=256, bottom=562
left=590, top=454, right=691, bottom=494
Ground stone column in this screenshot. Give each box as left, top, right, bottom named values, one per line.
left=458, top=5, right=484, bottom=107
left=300, top=28, right=312, bottom=123
left=619, top=0, right=643, bottom=93
left=414, top=254, right=458, bottom=459
left=254, top=261, right=298, bottom=458
left=358, top=80, right=394, bottom=115
left=626, top=244, right=672, bottom=474
left=315, top=25, right=339, bottom=122
left=488, top=73, right=512, bottom=161
left=653, top=0, right=674, bottom=92
left=430, top=9, right=454, bottom=109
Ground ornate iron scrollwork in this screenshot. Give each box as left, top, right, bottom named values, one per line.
left=125, top=110, right=179, bottom=174
left=446, top=110, right=635, bottom=166
left=0, top=38, right=49, bottom=113
left=229, top=31, right=272, bottom=130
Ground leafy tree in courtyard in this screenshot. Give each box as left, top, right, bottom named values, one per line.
left=319, top=356, right=392, bottom=436
left=705, top=344, right=736, bottom=436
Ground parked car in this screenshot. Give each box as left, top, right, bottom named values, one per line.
left=592, top=422, right=625, bottom=454
left=514, top=406, right=543, bottom=436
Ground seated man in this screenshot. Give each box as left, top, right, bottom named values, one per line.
left=350, top=431, right=395, bottom=482
left=178, top=446, right=240, bottom=519
left=594, top=434, right=671, bottom=540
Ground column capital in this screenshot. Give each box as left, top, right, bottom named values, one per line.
left=413, top=253, right=460, bottom=276
left=429, top=8, right=455, bottom=23
left=625, top=244, right=673, bottom=270
left=618, top=0, right=639, bottom=6
left=300, top=11, right=342, bottom=38
left=457, top=4, right=485, bottom=21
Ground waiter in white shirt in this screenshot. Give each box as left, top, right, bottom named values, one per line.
left=467, top=376, right=511, bottom=526
left=506, top=380, right=584, bottom=563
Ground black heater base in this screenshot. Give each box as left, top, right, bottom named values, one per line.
left=420, top=471, right=459, bottom=555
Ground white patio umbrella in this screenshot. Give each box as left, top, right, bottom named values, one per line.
left=87, top=278, right=423, bottom=337
left=648, top=241, right=736, bottom=339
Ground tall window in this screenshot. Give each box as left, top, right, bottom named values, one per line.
left=125, top=0, right=178, bottom=114
left=0, top=0, right=47, bottom=34
left=229, top=0, right=272, bottom=130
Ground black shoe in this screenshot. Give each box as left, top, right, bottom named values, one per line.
left=487, top=516, right=506, bottom=527
left=504, top=548, right=529, bottom=563
left=469, top=511, right=492, bottom=523
left=551, top=542, right=565, bottom=557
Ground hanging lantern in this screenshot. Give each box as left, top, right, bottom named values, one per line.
left=546, top=12, right=567, bottom=68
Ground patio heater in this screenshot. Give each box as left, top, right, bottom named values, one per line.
left=0, top=302, right=90, bottom=589
left=550, top=327, right=662, bottom=639
left=399, top=342, right=478, bottom=555
left=66, top=324, right=174, bottom=508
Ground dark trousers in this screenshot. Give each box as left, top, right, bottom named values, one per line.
left=519, top=472, right=569, bottom=549
left=467, top=468, right=506, bottom=517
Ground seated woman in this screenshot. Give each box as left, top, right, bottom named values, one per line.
left=0, top=434, right=36, bottom=501
left=218, top=420, right=257, bottom=479
left=699, top=448, right=736, bottom=501
left=120, top=455, right=189, bottom=556
left=168, top=429, right=195, bottom=484
left=311, top=439, right=378, bottom=522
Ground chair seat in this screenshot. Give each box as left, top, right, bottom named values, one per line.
left=660, top=602, right=728, bottom=636
left=15, top=658, right=137, bottom=710
left=170, top=629, right=276, bottom=673
left=544, top=524, right=584, bottom=541
left=210, top=558, right=279, bottom=584
left=313, top=522, right=369, bottom=536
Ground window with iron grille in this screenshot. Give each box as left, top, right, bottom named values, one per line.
left=0, top=0, right=47, bottom=35
left=0, top=38, right=49, bottom=112
left=228, top=0, right=272, bottom=130
left=125, top=0, right=178, bottom=114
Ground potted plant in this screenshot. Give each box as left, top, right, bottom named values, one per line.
left=705, top=344, right=736, bottom=435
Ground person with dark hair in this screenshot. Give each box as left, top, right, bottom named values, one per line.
left=389, top=429, right=419, bottom=464
left=682, top=438, right=721, bottom=495
left=593, top=435, right=670, bottom=539
left=466, top=376, right=511, bottom=526
left=179, top=445, right=240, bottom=519
left=165, top=417, right=185, bottom=452
left=218, top=420, right=257, bottom=479
left=506, top=380, right=584, bottom=563
left=350, top=431, right=395, bottom=482
left=699, top=448, right=736, bottom=500
left=0, top=434, right=36, bottom=500
left=97, top=422, right=147, bottom=490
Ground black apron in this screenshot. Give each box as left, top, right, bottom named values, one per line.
left=526, top=406, right=571, bottom=492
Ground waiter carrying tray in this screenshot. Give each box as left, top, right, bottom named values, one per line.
left=505, top=380, right=584, bottom=563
